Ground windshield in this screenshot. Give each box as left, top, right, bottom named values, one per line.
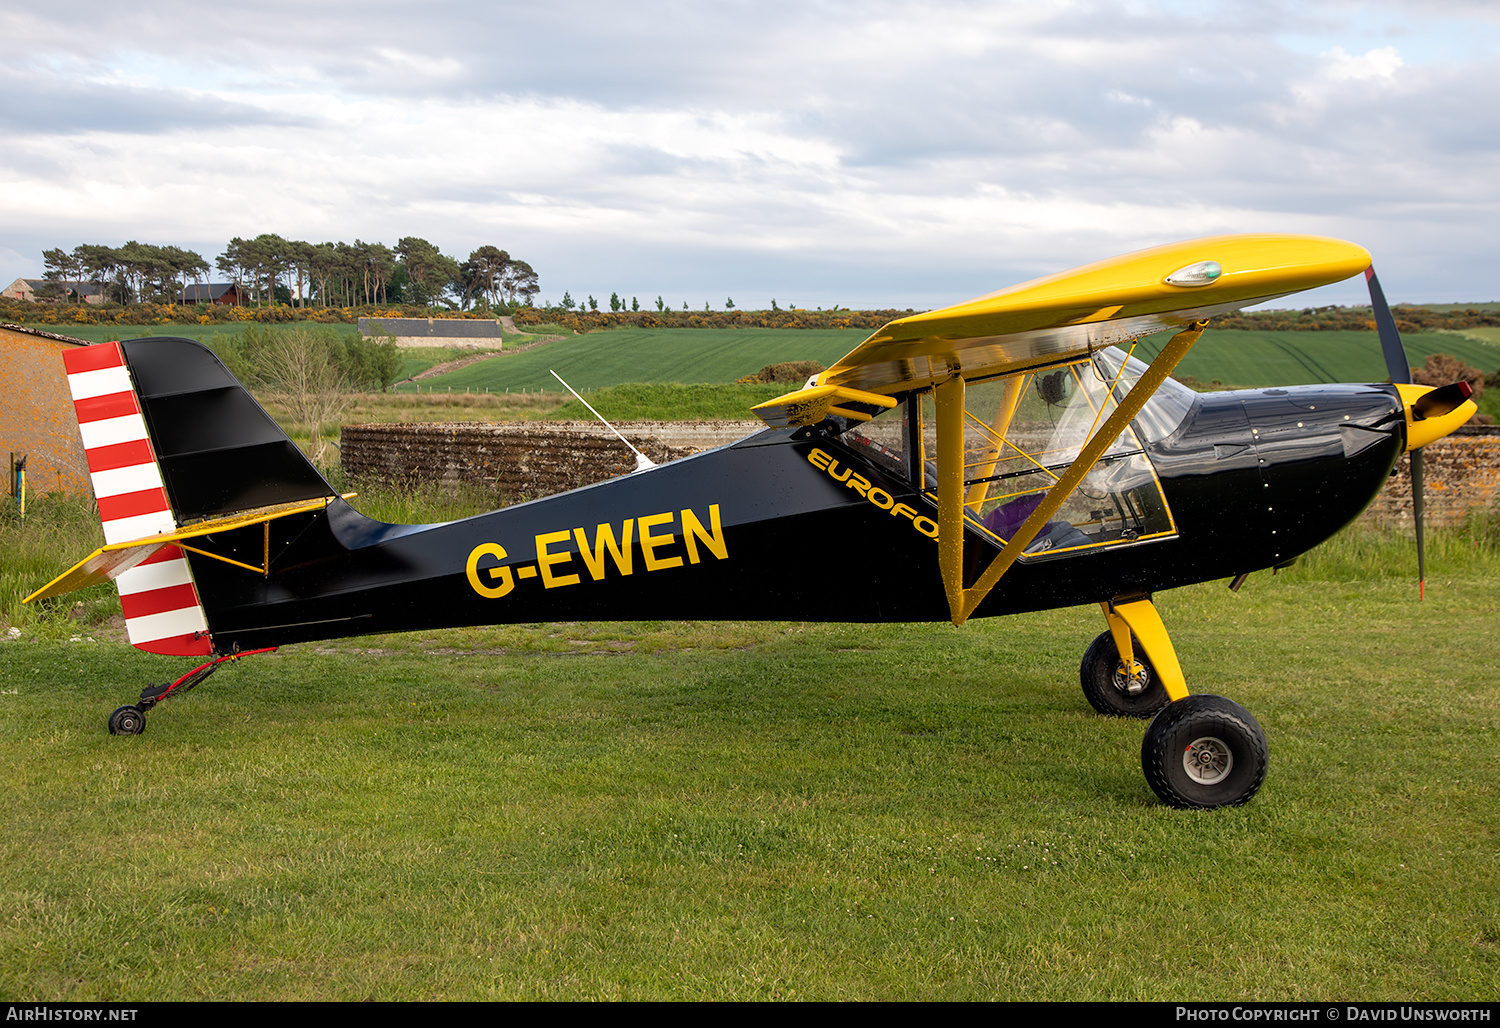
left=1090, top=345, right=1199, bottom=442
left=835, top=348, right=1187, bottom=556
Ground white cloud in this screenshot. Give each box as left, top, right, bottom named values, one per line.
left=2, top=1, right=1498, bottom=307
left=1320, top=44, right=1405, bottom=81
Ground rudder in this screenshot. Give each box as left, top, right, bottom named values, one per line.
left=61, top=337, right=337, bottom=655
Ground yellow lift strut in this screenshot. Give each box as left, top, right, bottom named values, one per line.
left=934, top=321, right=1207, bottom=626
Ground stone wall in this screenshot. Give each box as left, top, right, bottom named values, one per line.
left=1360, top=427, right=1500, bottom=528
left=340, top=421, right=762, bottom=504
left=340, top=419, right=1500, bottom=525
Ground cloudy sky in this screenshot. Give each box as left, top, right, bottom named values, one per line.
left=3, top=0, right=1497, bottom=310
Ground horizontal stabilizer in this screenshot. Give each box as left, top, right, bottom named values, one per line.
left=24, top=542, right=169, bottom=603
left=25, top=497, right=343, bottom=604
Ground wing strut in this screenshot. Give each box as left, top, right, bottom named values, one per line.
left=936, top=321, right=1207, bottom=625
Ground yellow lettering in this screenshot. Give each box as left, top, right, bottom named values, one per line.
left=639, top=511, right=683, bottom=571
left=465, top=543, right=514, bottom=599
left=814, top=449, right=937, bottom=542
left=681, top=504, right=728, bottom=564
left=535, top=530, right=580, bottom=588
left=574, top=520, right=635, bottom=580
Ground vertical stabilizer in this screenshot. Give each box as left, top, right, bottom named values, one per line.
left=62, top=342, right=213, bottom=656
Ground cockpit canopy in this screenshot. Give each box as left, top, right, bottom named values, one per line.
left=840, top=346, right=1197, bottom=558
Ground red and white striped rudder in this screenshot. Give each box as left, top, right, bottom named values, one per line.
left=62, top=342, right=213, bottom=656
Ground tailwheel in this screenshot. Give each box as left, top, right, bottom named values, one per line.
left=1142, top=694, right=1268, bottom=809
left=1080, top=631, right=1169, bottom=718
left=102, top=648, right=279, bottom=735
left=108, top=705, right=146, bottom=736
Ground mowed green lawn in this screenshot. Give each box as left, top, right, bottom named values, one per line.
left=1, top=539, right=1497, bottom=1000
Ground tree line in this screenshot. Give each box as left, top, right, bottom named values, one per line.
left=210, top=325, right=403, bottom=461
left=38, top=236, right=539, bottom=311
left=41, top=242, right=209, bottom=306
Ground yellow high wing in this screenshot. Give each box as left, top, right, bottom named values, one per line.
left=24, top=496, right=346, bottom=604
left=753, top=233, right=1374, bottom=625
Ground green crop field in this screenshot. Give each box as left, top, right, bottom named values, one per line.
left=401, top=326, right=1500, bottom=397
left=22, top=320, right=1500, bottom=396
left=1133, top=329, right=1500, bottom=387
left=1448, top=326, right=1500, bottom=346
left=397, top=327, right=872, bottom=394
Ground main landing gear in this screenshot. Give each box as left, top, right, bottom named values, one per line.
left=1090, top=597, right=1268, bottom=809
left=106, top=647, right=277, bottom=736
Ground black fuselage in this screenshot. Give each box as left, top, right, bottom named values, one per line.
left=191, top=383, right=1407, bottom=652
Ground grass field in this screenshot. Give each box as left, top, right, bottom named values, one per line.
left=1132, top=329, right=1500, bottom=387
left=395, top=327, right=872, bottom=394
left=14, top=322, right=340, bottom=346
left=1, top=506, right=1497, bottom=1000
left=395, top=326, right=1500, bottom=398
left=1448, top=326, right=1500, bottom=346
left=24, top=320, right=1500, bottom=410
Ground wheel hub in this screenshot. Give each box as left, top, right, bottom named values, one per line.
left=1112, top=660, right=1150, bottom=696
left=1183, top=736, right=1233, bottom=785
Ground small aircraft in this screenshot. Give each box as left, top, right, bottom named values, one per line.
left=27, top=233, right=1477, bottom=809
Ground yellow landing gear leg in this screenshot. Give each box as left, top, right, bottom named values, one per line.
left=1106, top=597, right=1190, bottom=703
left=1078, top=595, right=1183, bottom=718
left=1084, top=595, right=1271, bottom=809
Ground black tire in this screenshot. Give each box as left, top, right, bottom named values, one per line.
left=1142, top=695, right=1268, bottom=809
left=1080, top=631, right=1169, bottom=718
left=108, top=705, right=146, bottom=736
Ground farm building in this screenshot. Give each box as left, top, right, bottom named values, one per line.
left=357, top=316, right=510, bottom=349
left=2, top=278, right=107, bottom=304
left=178, top=283, right=245, bottom=305
left=0, top=323, right=92, bottom=497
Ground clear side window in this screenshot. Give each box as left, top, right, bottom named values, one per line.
left=917, top=356, right=1177, bottom=557
left=842, top=400, right=911, bottom=479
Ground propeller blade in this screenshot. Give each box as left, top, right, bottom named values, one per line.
left=1366, top=267, right=1412, bottom=385
left=1370, top=267, right=1430, bottom=598
left=1412, top=380, right=1474, bottom=421
left=1412, top=447, right=1426, bottom=601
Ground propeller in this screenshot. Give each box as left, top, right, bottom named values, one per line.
left=1364, top=267, right=1475, bottom=599
left=1364, top=267, right=1425, bottom=595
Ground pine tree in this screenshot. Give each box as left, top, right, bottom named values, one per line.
left=609, top=291, right=621, bottom=312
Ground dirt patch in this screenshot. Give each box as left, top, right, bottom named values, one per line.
left=403, top=335, right=564, bottom=383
